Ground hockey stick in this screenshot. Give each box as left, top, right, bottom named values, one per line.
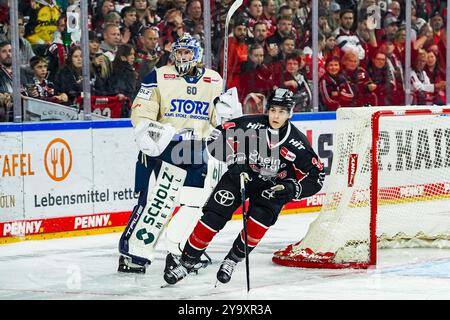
left=222, top=0, right=243, bottom=93
left=240, top=172, right=250, bottom=292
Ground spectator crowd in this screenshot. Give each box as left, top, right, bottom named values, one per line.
left=0, top=0, right=448, bottom=122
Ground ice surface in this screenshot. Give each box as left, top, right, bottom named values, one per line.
left=0, top=213, right=449, bottom=300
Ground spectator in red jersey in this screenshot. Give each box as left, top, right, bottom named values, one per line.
left=356, top=15, right=378, bottom=68
left=243, top=0, right=264, bottom=38
left=340, top=49, right=377, bottom=106
left=221, top=18, right=248, bottom=90
left=261, top=0, right=277, bottom=37
left=430, top=11, right=444, bottom=46
left=366, top=51, right=395, bottom=106
left=411, top=49, right=446, bottom=105
left=319, top=55, right=354, bottom=111
left=303, top=33, right=328, bottom=80
left=437, top=26, right=447, bottom=77
left=238, top=43, right=274, bottom=104
left=424, top=49, right=446, bottom=105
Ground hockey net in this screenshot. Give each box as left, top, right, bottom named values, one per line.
left=273, top=106, right=450, bottom=269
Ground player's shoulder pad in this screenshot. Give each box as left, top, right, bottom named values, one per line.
left=141, top=69, right=158, bottom=88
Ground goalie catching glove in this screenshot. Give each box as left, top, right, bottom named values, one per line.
left=261, top=179, right=302, bottom=201
left=134, top=119, right=176, bottom=157
left=214, top=87, right=243, bottom=124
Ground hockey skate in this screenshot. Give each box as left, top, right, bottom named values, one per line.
left=163, top=252, right=212, bottom=285
left=117, top=255, right=146, bottom=274
left=163, top=257, right=198, bottom=285
left=216, top=252, right=242, bottom=284
left=164, top=252, right=211, bottom=275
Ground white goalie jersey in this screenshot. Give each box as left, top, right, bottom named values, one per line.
left=131, top=65, right=223, bottom=139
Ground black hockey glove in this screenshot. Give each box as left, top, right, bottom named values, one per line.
left=261, top=180, right=301, bottom=202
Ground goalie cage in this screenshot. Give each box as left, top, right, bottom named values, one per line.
left=273, top=106, right=450, bottom=269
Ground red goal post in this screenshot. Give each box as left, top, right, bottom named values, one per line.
left=273, top=106, right=450, bottom=269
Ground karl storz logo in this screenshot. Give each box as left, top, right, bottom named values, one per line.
left=169, top=99, right=209, bottom=115
left=214, top=190, right=235, bottom=207
left=44, top=138, right=73, bottom=182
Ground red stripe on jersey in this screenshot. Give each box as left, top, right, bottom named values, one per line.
left=292, top=163, right=308, bottom=182
left=188, top=220, right=218, bottom=251
left=240, top=217, right=269, bottom=247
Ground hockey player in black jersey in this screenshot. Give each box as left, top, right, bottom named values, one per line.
left=163, top=88, right=325, bottom=285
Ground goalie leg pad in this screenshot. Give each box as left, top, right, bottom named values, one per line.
left=119, top=161, right=187, bottom=265
left=119, top=201, right=151, bottom=266
left=166, top=206, right=203, bottom=255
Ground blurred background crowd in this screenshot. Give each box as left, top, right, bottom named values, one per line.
left=0, top=0, right=448, bottom=122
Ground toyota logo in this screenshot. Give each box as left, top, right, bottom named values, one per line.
left=214, top=190, right=235, bottom=207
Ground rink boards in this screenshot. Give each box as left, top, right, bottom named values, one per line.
left=0, top=113, right=336, bottom=243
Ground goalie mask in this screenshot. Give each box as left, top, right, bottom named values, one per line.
left=266, top=88, right=295, bottom=117
left=171, top=33, right=203, bottom=76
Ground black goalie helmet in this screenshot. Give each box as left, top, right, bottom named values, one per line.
left=266, top=88, right=295, bottom=115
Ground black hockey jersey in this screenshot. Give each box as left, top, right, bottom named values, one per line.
left=206, top=114, right=325, bottom=199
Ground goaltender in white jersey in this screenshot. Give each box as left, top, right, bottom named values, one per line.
left=118, top=33, right=242, bottom=275
left=131, top=63, right=222, bottom=137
